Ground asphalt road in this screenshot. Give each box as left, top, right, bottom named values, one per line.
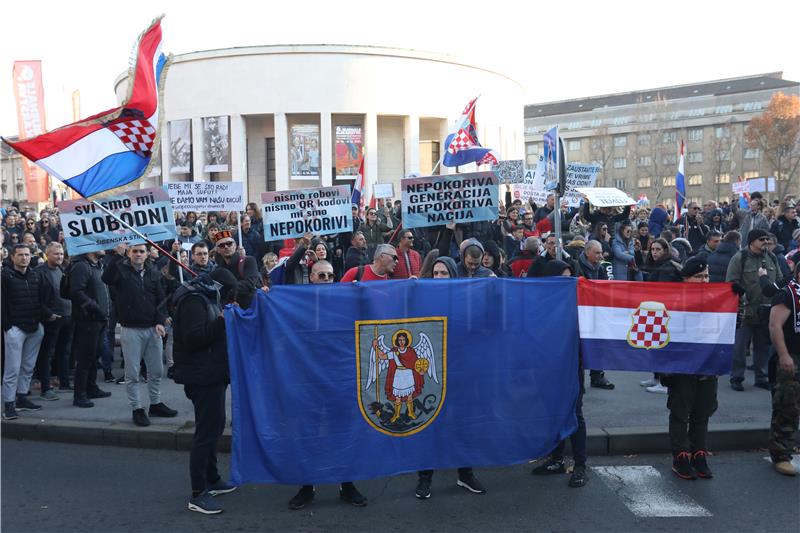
left=2, top=440, right=798, bottom=532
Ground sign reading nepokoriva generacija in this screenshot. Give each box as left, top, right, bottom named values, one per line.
left=401, top=172, right=499, bottom=229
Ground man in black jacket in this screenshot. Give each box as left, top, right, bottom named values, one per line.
left=344, top=231, right=368, bottom=272
left=102, top=243, right=176, bottom=426
left=69, top=250, right=113, bottom=408
left=211, top=230, right=261, bottom=310
left=678, top=203, right=710, bottom=253
left=580, top=199, right=632, bottom=234
left=770, top=205, right=799, bottom=250
left=707, top=231, right=740, bottom=282
left=34, top=242, right=73, bottom=400
left=2, top=245, right=53, bottom=420
left=173, top=269, right=239, bottom=515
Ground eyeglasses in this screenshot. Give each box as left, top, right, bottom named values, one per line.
left=315, top=272, right=334, bottom=280
left=382, top=253, right=399, bottom=261
left=218, top=241, right=235, bottom=248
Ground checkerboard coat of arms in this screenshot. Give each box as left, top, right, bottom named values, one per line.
left=356, top=317, right=446, bottom=437
left=627, top=301, right=670, bottom=350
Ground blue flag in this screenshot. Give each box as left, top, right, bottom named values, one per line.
left=225, top=277, right=579, bottom=485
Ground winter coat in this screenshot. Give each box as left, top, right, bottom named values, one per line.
left=69, top=255, right=110, bottom=323
left=171, top=287, right=228, bottom=386
left=101, top=255, right=167, bottom=328
left=707, top=242, right=738, bottom=283
left=1, top=265, right=52, bottom=332
left=611, top=233, right=641, bottom=281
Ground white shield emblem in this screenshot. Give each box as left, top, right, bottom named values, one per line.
left=627, top=301, right=670, bottom=350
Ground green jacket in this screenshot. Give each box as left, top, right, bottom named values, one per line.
left=725, top=248, right=781, bottom=322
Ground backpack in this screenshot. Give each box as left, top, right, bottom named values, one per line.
left=356, top=264, right=365, bottom=281
left=170, top=277, right=222, bottom=350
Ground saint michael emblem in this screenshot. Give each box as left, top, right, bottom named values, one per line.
left=627, top=301, right=670, bottom=350
left=356, top=317, right=446, bottom=436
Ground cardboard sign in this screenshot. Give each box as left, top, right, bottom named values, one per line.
left=563, top=163, right=600, bottom=207
left=576, top=187, right=636, bottom=207
left=164, top=182, right=244, bottom=211
left=60, top=187, right=176, bottom=255
left=261, top=185, right=352, bottom=240
left=373, top=183, right=395, bottom=199
left=491, top=159, right=525, bottom=184
left=513, top=156, right=548, bottom=205
left=402, top=172, right=499, bottom=229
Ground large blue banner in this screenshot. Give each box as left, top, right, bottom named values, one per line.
left=225, top=277, right=579, bottom=485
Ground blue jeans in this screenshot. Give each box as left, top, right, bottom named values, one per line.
left=100, top=306, right=117, bottom=372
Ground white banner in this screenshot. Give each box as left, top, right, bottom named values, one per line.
left=513, top=156, right=548, bottom=205
left=563, top=163, right=601, bottom=207
left=576, top=187, right=636, bottom=207
left=164, top=182, right=245, bottom=211
left=373, top=183, right=395, bottom=199
left=261, top=185, right=352, bottom=240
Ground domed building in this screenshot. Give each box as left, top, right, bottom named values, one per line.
left=114, top=44, right=524, bottom=202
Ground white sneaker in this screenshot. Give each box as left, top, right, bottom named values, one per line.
left=646, top=384, right=668, bottom=394
left=640, top=378, right=657, bottom=387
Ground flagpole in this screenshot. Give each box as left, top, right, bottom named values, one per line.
left=88, top=196, right=197, bottom=276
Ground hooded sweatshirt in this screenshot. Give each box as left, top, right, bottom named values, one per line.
left=432, top=256, right=458, bottom=278
left=456, top=238, right=494, bottom=278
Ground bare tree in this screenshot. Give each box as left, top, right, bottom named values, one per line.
left=589, top=125, right=614, bottom=187
left=633, top=94, right=676, bottom=203
left=708, top=133, right=732, bottom=203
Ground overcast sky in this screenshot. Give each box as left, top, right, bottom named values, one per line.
left=2, top=0, right=798, bottom=136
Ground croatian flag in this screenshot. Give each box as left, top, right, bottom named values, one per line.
left=442, top=97, right=498, bottom=168
left=350, top=158, right=365, bottom=214
left=577, top=278, right=737, bottom=375
left=3, top=17, right=168, bottom=198
left=673, top=140, right=686, bottom=223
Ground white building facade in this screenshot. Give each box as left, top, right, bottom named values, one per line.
left=114, top=45, right=524, bottom=203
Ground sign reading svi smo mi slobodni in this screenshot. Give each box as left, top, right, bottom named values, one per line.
left=261, top=185, right=352, bottom=240
left=60, top=187, right=176, bottom=255
left=401, top=172, right=499, bottom=229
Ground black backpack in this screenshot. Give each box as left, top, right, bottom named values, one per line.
left=170, top=277, right=222, bottom=350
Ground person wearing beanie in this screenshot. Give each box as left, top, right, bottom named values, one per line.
left=662, top=256, right=719, bottom=481
left=726, top=226, right=786, bottom=391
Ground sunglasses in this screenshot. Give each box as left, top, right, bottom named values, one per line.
left=218, top=241, right=235, bottom=248
left=382, top=253, right=399, bottom=261
left=315, top=272, right=334, bottom=280
left=404, top=235, right=414, bottom=240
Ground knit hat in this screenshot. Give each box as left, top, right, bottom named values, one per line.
left=212, top=229, right=235, bottom=244
left=747, top=228, right=769, bottom=246
left=681, top=256, right=708, bottom=279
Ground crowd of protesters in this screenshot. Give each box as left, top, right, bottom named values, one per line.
left=2, top=187, right=799, bottom=514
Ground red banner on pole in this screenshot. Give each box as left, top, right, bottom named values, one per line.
left=12, top=60, right=50, bottom=203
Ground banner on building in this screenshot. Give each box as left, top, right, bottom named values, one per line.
left=261, top=185, right=352, bottom=240
left=491, top=159, right=525, bottom=184
left=225, top=277, right=579, bottom=485
left=12, top=61, right=49, bottom=203
left=169, top=120, right=192, bottom=174
left=290, top=124, right=320, bottom=180
left=164, top=181, right=244, bottom=212
left=335, top=125, right=362, bottom=178
left=401, top=172, right=499, bottom=229
left=203, top=116, right=229, bottom=172
left=576, top=187, right=636, bottom=207
left=60, top=187, right=176, bottom=255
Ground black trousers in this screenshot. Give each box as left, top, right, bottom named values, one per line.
left=185, top=382, right=227, bottom=493
left=667, top=375, right=718, bottom=454
left=73, top=321, right=105, bottom=400
left=36, top=316, right=73, bottom=390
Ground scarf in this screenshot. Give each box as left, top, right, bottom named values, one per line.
left=788, top=278, right=800, bottom=333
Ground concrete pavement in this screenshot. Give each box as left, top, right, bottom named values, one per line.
left=2, top=366, right=791, bottom=455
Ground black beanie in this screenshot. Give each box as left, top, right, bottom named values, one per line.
left=747, top=229, right=769, bottom=246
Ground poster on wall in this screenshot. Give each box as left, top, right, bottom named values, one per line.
left=290, top=124, right=320, bottom=180
left=335, top=125, right=362, bottom=178
left=169, top=119, right=192, bottom=174
left=203, top=116, right=230, bottom=172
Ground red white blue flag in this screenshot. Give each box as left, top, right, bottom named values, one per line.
left=3, top=17, right=169, bottom=198
left=577, top=278, right=737, bottom=375
left=673, top=140, right=686, bottom=223
left=350, top=158, right=365, bottom=214
left=442, top=97, right=498, bottom=168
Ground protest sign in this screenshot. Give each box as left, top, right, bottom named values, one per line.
left=562, top=163, right=601, bottom=207
left=732, top=180, right=750, bottom=195
left=164, top=181, right=245, bottom=212
left=543, top=127, right=559, bottom=191
left=513, top=156, right=548, bottom=205
left=261, top=185, right=352, bottom=240
left=60, top=187, right=176, bottom=255
left=401, top=172, right=499, bottom=229
left=491, top=159, right=525, bottom=184
left=576, top=187, right=636, bottom=207
left=373, top=183, right=395, bottom=199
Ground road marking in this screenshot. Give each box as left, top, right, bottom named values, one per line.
left=592, top=466, right=712, bottom=517
left=763, top=456, right=800, bottom=470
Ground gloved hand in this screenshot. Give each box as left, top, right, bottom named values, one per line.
left=731, top=282, right=746, bottom=296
